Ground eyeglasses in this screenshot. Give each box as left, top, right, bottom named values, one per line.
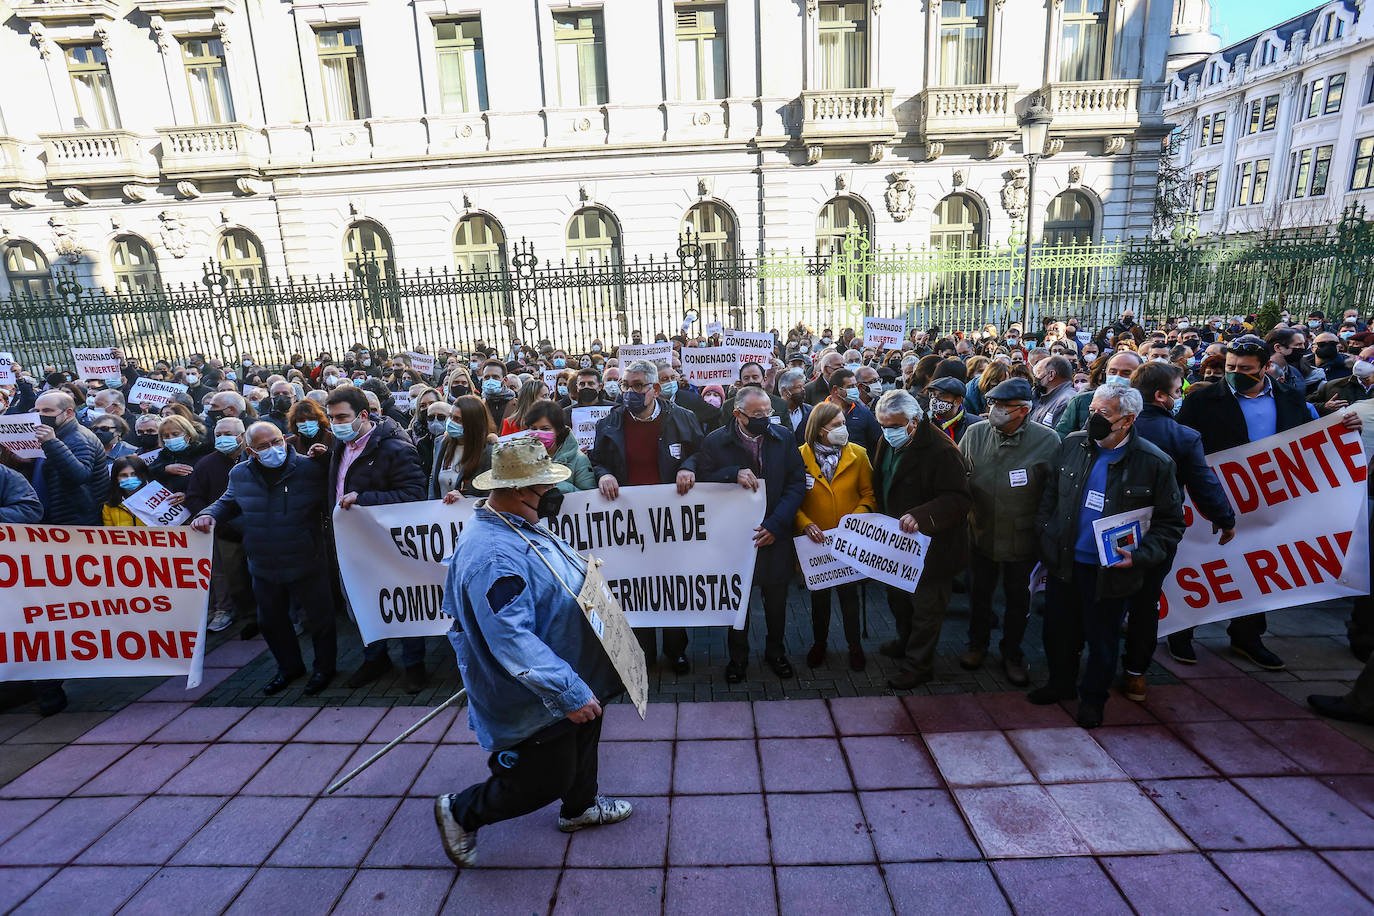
left=1226, top=335, right=1267, bottom=357
left=623, top=381, right=655, bottom=392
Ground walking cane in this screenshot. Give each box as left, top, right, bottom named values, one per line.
left=326, top=688, right=468, bottom=795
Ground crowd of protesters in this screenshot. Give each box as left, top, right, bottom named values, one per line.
left=3, top=302, right=1374, bottom=730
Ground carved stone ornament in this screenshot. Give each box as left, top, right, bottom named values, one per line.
left=806, top=0, right=818, bottom=14
left=691, top=110, right=712, bottom=126
left=1103, top=136, right=1127, bottom=155
left=235, top=177, right=266, bottom=196
left=62, top=187, right=90, bottom=206
left=1068, top=165, right=1082, bottom=185
left=158, top=210, right=189, bottom=258
left=49, top=215, right=84, bottom=263
left=835, top=172, right=848, bottom=191
left=109, top=214, right=122, bottom=230
left=578, top=182, right=592, bottom=202
left=1044, top=138, right=1064, bottom=157
left=952, top=168, right=966, bottom=187
left=0, top=222, right=9, bottom=240
left=871, top=0, right=881, bottom=13
left=461, top=191, right=473, bottom=209
left=867, top=142, right=885, bottom=163
left=925, top=140, right=945, bottom=161
left=150, top=16, right=172, bottom=54
left=349, top=197, right=364, bottom=216
left=885, top=171, right=915, bottom=222
left=175, top=180, right=201, bottom=199
left=697, top=176, right=713, bottom=198
left=9, top=191, right=40, bottom=208
left=93, top=24, right=113, bottom=55
left=805, top=144, right=822, bottom=165
left=214, top=13, right=232, bottom=50
left=29, top=23, right=54, bottom=59
left=122, top=184, right=151, bottom=203
left=987, top=139, right=1007, bottom=159
left=1001, top=168, right=1028, bottom=219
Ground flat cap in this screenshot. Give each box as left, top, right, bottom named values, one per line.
left=925, top=377, right=967, bottom=397
left=985, top=377, right=1034, bottom=402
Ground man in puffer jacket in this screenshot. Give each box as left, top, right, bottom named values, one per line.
left=33, top=390, right=107, bottom=524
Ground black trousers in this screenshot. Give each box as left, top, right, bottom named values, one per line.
left=1043, top=563, right=1128, bottom=707
left=729, top=582, right=789, bottom=665
left=251, top=568, right=337, bottom=676
left=967, top=551, right=1036, bottom=663
left=634, top=627, right=687, bottom=662
left=1170, top=612, right=1267, bottom=648
left=1123, top=549, right=1175, bottom=675
left=811, top=582, right=861, bottom=647
left=451, top=717, right=603, bottom=832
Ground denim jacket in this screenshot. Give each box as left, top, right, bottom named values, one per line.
left=443, top=502, right=621, bottom=751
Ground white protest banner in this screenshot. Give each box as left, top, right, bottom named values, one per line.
left=571, top=405, right=613, bottom=452
left=123, top=482, right=190, bottom=528
left=832, top=512, right=932, bottom=592
left=0, top=352, right=14, bottom=386
left=722, top=329, right=776, bottom=367
left=863, top=317, right=906, bottom=351
left=553, top=483, right=765, bottom=628
left=794, top=530, right=865, bottom=591
left=72, top=347, right=122, bottom=383
left=1159, top=412, right=1370, bottom=637
left=1029, top=562, right=1048, bottom=597
left=405, top=351, right=435, bottom=376
left=618, top=342, right=673, bottom=366
left=0, top=413, right=43, bottom=460
left=332, top=499, right=476, bottom=644
left=681, top=346, right=741, bottom=386
left=705, top=321, right=723, bottom=338
left=128, top=377, right=188, bottom=409
left=0, top=524, right=211, bottom=688
left=393, top=390, right=411, bottom=412
left=543, top=369, right=562, bottom=393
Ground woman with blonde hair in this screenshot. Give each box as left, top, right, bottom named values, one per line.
left=499, top=378, right=549, bottom=435
left=146, top=414, right=208, bottom=494
left=966, top=361, right=1010, bottom=417
left=796, top=402, right=876, bottom=671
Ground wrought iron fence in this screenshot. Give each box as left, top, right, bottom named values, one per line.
left=3, top=209, right=1371, bottom=372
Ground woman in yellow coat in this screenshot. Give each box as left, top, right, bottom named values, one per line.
left=102, top=456, right=150, bottom=527
left=796, top=402, right=876, bottom=671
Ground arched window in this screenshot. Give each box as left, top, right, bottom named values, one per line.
left=111, top=235, right=160, bottom=294
left=815, top=195, right=871, bottom=257
left=453, top=213, right=506, bottom=273
left=565, top=206, right=621, bottom=265
left=931, top=193, right=984, bottom=252
left=3, top=240, right=54, bottom=297
left=218, top=228, right=267, bottom=287
left=1044, top=190, right=1094, bottom=245
left=683, top=201, right=737, bottom=263
left=344, top=220, right=394, bottom=280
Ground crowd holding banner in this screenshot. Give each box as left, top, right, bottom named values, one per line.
left=2, top=308, right=1374, bottom=731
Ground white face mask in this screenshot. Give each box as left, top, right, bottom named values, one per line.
left=826, top=425, right=849, bottom=448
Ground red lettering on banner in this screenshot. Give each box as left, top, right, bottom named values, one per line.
left=1245, top=550, right=1291, bottom=595
left=1219, top=462, right=1258, bottom=513
left=1202, top=559, right=1242, bottom=603
left=1176, top=567, right=1210, bottom=608
left=1296, top=533, right=1348, bottom=584
left=1274, top=442, right=1317, bottom=495
left=1329, top=425, right=1368, bottom=483
left=1276, top=542, right=1307, bottom=586
left=1298, top=431, right=1340, bottom=487
left=1246, top=452, right=1285, bottom=507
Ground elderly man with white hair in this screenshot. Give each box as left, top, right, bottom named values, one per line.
left=1030, top=383, right=1185, bottom=729
left=871, top=388, right=973, bottom=690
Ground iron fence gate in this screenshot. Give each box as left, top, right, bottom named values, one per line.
left=3, top=210, right=1372, bottom=372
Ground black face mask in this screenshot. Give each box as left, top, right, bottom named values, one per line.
left=93, top=428, right=116, bottom=446
left=38, top=414, right=59, bottom=428
left=525, top=486, right=564, bottom=518
left=450, top=385, right=469, bottom=398
left=206, top=409, right=225, bottom=427
left=271, top=395, right=292, bottom=415
left=135, top=432, right=158, bottom=449
left=1316, top=342, right=1339, bottom=360
left=1086, top=412, right=1116, bottom=442
left=575, top=387, right=599, bottom=404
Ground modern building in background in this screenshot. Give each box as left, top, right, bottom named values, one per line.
left=0, top=0, right=1173, bottom=303
left=1164, top=0, right=1374, bottom=235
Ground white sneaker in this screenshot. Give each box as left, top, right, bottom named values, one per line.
left=558, top=796, right=634, bottom=833
left=433, top=795, right=477, bottom=867
left=206, top=612, right=233, bottom=633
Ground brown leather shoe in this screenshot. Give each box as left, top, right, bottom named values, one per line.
left=806, top=643, right=827, bottom=668
left=1122, top=672, right=1147, bottom=702
left=1002, top=657, right=1030, bottom=687
left=958, top=647, right=986, bottom=671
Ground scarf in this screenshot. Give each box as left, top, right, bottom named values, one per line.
left=939, top=410, right=965, bottom=440
left=813, top=442, right=841, bottom=482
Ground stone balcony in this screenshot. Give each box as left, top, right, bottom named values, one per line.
left=38, top=130, right=157, bottom=184
left=1042, top=79, right=1141, bottom=133
left=155, top=123, right=267, bottom=178
left=0, top=137, right=46, bottom=190
left=799, top=87, right=897, bottom=161
left=919, top=84, right=1019, bottom=140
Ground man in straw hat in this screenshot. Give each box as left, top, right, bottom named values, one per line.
left=433, top=435, right=631, bottom=868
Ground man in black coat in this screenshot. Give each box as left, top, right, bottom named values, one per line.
left=658, top=363, right=719, bottom=432
left=805, top=352, right=845, bottom=405
left=563, top=367, right=615, bottom=428
left=696, top=387, right=806, bottom=682
left=193, top=421, right=336, bottom=695
left=185, top=416, right=256, bottom=635
left=326, top=386, right=430, bottom=691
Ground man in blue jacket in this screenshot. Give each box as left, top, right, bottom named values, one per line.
left=192, top=421, right=336, bottom=695
left=32, top=390, right=107, bottom=525
left=823, top=367, right=882, bottom=453
left=1124, top=362, right=1236, bottom=701
left=696, top=386, right=807, bottom=682
left=0, top=464, right=41, bottom=522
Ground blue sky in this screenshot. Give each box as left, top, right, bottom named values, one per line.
left=1209, top=0, right=1330, bottom=44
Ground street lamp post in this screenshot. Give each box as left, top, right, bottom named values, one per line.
left=1018, top=98, right=1053, bottom=335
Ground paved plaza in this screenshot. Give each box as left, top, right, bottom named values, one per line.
left=2, top=594, right=1372, bottom=915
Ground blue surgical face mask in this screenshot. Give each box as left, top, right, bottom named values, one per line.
left=882, top=426, right=910, bottom=448
left=553, top=358, right=566, bottom=368
left=255, top=444, right=287, bottom=468
left=332, top=419, right=359, bottom=442
left=660, top=381, right=678, bottom=398
left=1170, top=397, right=1182, bottom=417
left=1103, top=375, right=1131, bottom=389
left=297, top=420, right=320, bottom=437
left=445, top=419, right=464, bottom=438
left=118, top=476, right=142, bottom=491
left=226, top=371, right=237, bottom=381
left=164, top=436, right=187, bottom=452
left=428, top=419, right=446, bottom=436
left=844, top=387, right=860, bottom=402
left=481, top=378, right=504, bottom=396
left=847, top=362, right=861, bottom=372
left=557, top=384, right=569, bottom=397
left=214, top=434, right=239, bottom=454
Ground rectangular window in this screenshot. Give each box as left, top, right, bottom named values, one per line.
left=181, top=37, right=234, bottom=124
left=1325, top=73, right=1345, bottom=113
left=1235, top=161, right=1253, bottom=206
left=1293, top=149, right=1312, bottom=198
left=1247, top=100, right=1261, bottom=135
left=1203, top=169, right=1218, bottom=210
left=1262, top=94, right=1279, bottom=131
left=1199, top=115, right=1210, bottom=145
left=1353, top=137, right=1374, bottom=190
left=435, top=18, right=487, bottom=113
left=316, top=27, right=369, bottom=120
left=1059, top=0, right=1108, bottom=82
left=1212, top=110, right=1225, bottom=144
left=676, top=4, right=728, bottom=101
left=65, top=44, right=119, bottom=130
left=1252, top=158, right=1270, bottom=204
left=1192, top=174, right=1205, bottom=211
left=938, top=0, right=987, bottom=86
left=1307, top=77, right=1325, bottom=119
left=1311, top=145, right=1333, bottom=195
left=818, top=2, right=867, bottom=90
left=553, top=11, right=608, bottom=106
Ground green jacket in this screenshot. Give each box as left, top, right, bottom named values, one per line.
left=959, top=419, right=1062, bottom=561
left=1053, top=390, right=1093, bottom=438
left=553, top=434, right=597, bottom=493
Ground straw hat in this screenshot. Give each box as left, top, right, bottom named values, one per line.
left=473, top=434, right=571, bottom=490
